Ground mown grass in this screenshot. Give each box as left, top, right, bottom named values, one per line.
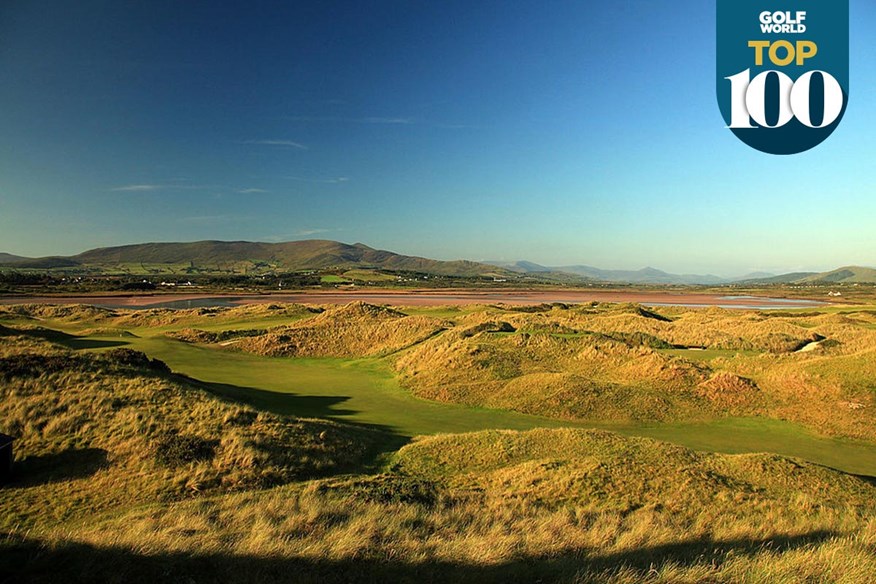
left=320, top=275, right=349, bottom=284
left=628, top=417, right=876, bottom=477
left=342, top=269, right=398, bottom=282
left=108, top=335, right=586, bottom=438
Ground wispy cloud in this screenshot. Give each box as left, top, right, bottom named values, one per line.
left=285, top=115, right=413, bottom=125
left=284, top=115, right=473, bottom=128
left=111, top=182, right=273, bottom=195
left=242, top=139, right=309, bottom=150
left=360, top=117, right=414, bottom=125
left=263, top=228, right=340, bottom=242
left=109, top=184, right=163, bottom=192
left=284, top=176, right=349, bottom=184
left=109, top=183, right=214, bottom=193
left=295, top=228, right=333, bottom=236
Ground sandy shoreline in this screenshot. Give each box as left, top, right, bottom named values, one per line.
left=0, top=289, right=829, bottom=309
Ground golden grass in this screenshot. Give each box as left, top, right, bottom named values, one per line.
left=235, top=301, right=450, bottom=357
left=4, top=427, right=875, bottom=583
left=2, top=300, right=876, bottom=582
left=0, top=330, right=383, bottom=532
left=388, top=303, right=876, bottom=439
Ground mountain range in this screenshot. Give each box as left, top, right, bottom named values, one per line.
left=0, top=240, right=873, bottom=284
left=484, top=261, right=729, bottom=285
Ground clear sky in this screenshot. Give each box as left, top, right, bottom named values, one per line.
left=0, top=1, right=874, bottom=276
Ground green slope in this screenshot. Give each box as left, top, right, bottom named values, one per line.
left=798, top=266, right=876, bottom=284
left=1, top=240, right=510, bottom=277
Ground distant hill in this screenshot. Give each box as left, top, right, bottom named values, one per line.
left=733, top=272, right=819, bottom=285
left=2, top=241, right=873, bottom=284
left=481, top=260, right=591, bottom=283
left=0, top=252, right=79, bottom=269
left=557, top=265, right=726, bottom=285
left=0, top=253, right=28, bottom=263
left=488, top=259, right=876, bottom=285
left=485, top=261, right=726, bottom=285
left=0, top=240, right=510, bottom=278
left=732, top=271, right=776, bottom=281
left=797, top=266, right=876, bottom=284
left=485, top=260, right=553, bottom=273
left=740, top=266, right=876, bottom=285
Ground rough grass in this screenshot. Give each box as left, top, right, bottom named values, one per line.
left=0, top=331, right=385, bottom=532
left=0, top=302, right=319, bottom=332
left=3, top=428, right=875, bottom=583
left=392, top=303, right=876, bottom=439
left=235, top=301, right=450, bottom=357
left=2, top=302, right=876, bottom=582
left=392, top=429, right=875, bottom=510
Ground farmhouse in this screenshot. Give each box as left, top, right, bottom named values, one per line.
left=0, top=433, right=13, bottom=483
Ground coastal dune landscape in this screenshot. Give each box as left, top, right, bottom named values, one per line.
left=2, top=1, right=875, bottom=581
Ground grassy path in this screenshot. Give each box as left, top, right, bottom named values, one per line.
left=131, top=335, right=580, bottom=437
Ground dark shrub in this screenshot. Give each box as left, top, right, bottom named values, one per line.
left=0, top=354, right=85, bottom=380
left=154, top=433, right=218, bottom=467
left=103, top=349, right=171, bottom=374
left=349, top=475, right=440, bottom=506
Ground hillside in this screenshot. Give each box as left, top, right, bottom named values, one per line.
left=390, top=303, right=876, bottom=439
left=394, top=428, right=876, bottom=510
left=0, top=240, right=510, bottom=278
left=734, top=271, right=819, bottom=285
left=798, top=266, right=876, bottom=284
left=736, top=266, right=876, bottom=285
left=121, top=299, right=876, bottom=442
left=558, top=265, right=726, bottom=285
left=0, top=252, right=79, bottom=269
left=4, top=415, right=876, bottom=582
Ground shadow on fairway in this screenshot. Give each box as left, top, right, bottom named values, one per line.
left=194, top=378, right=362, bottom=420
left=178, top=374, right=412, bottom=468
left=9, top=327, right=131, bottom=350
left=0, top=529, right=840, bottom=584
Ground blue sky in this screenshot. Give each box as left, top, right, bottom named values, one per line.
left=0, top=1, right=873, bottom=276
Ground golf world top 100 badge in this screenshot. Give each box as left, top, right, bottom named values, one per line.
left=717, top=1, right=849, bottom=155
